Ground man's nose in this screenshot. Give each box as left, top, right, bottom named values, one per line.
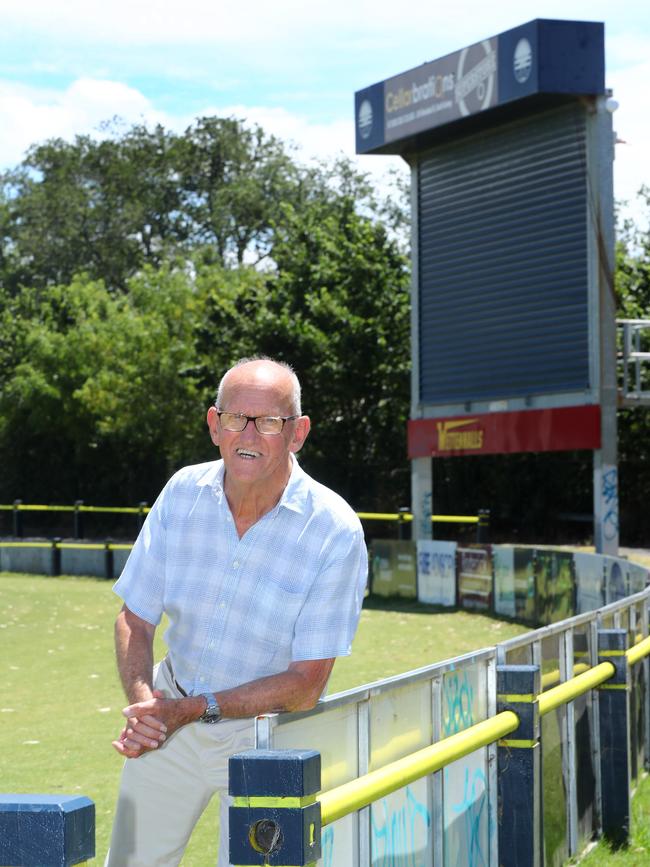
left=240, top=417, right=259, bottom=437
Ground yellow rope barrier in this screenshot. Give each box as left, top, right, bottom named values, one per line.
left=13, top=504, right=76, bottom=512
left=318, top=711, right=518, bottom=826
left=0, top=503, right=149, bottom=514
left=56, top=543, right=106, bottom=551
left=2, top=503, right=475, bottom=522
left=355, top=511, right=479, bottom=523
left=77, top=505, right=149, bottom=514
left=0, top=541, right=133, bottom=551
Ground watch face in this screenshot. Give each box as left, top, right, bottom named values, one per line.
left=204, top=707, right=221, bottom=721
left=200, top=694, right=222, bottom=723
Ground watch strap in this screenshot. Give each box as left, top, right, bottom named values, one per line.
left=199, top=692, right=222, bottom=723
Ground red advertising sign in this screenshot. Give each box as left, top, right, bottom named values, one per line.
left=408, top=405, right=601, bottom=458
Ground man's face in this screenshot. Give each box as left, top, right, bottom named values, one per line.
left=206, top=362, right=310, bottom=492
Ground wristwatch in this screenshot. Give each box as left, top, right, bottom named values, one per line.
left=199, top=692, right=222, bottom=724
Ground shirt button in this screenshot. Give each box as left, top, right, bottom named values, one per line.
left=220, top=602, right=225, bottom=609
left=199, top=676, right=205, bottom=682
left=233, top=560, right=239, bottom=568
left=208, top=641, right=215, bottom=649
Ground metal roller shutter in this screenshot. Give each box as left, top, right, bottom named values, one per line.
left=418, top=102, right=590, bottom=405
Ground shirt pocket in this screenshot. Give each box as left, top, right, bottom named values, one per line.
left=242, top=575, right=306, bottom=650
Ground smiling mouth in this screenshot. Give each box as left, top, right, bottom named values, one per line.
left=236, top=448, right=261, bottom=459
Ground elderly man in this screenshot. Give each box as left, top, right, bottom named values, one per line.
left=106, top=357, right=367, bottom=866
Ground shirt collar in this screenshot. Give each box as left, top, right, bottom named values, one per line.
left=196, top=456, right=308, bottom=514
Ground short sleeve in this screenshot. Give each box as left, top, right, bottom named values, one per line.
left=112, top=486, right=168, bottom=626
left=291, top=527, right=368, bottom=661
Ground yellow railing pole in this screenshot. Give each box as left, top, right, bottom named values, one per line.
left=318, top=710, right=518, bottom=826
left=538, top=662, right=615, bottom=717
left=540, top=662, right=591, bottom=690
left=626, top=635, right=650, bottom=667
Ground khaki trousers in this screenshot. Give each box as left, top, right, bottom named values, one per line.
left=105, top=661, right=255, bottom=866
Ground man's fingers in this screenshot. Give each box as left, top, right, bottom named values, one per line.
left=112, top=738, right=142, bottom=758
left=123, top=725, right=164, bottom=750
left=121, top=703, right=167, bottom=732
left=125, top=716, right=167, bottom=740
left=138, top=713, right=167, bottom=734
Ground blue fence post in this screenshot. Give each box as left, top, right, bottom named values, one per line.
left=0, top=794, right=94, bottom=866
left=598, top=628, right=630, bottom=847
left=137, top=501, right=148, bottom=533
left=51, top=538, right=62, bottom=577
left=477, top=508, right=490, bottom=543
left=104, top=541, right=114, bottom=581
left=497, top=664, right=541, bottom=867
left=73, top=500, right=84, bottom=539
left=397, top=507, right=410, bottom=540
left=12, top=499, right=23, bottom=538
left=228, top=749, right=321, bottom=866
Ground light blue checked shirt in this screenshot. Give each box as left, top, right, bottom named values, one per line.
left=113, top=457, right=368, bottom=696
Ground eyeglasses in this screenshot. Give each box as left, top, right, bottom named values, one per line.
left=216, top=411, right=299, bottom=436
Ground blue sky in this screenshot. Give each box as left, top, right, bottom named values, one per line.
left=1, top=0, right=649, bottom=228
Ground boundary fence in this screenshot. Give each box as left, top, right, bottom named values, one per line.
left=232, top=547, right=650, bottom=866
left=0, top=501, right=487, bottom=543
left=231, top=623, right=649, bottom=865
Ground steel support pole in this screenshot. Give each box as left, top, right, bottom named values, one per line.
left=590, top=95, right=618, bottom=555
left=411, top=457, right=433, bottom=543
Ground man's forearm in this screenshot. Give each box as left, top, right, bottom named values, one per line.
left=115, top=606, right=156, bottom=704
left=215, top=659, right=335, bottom=719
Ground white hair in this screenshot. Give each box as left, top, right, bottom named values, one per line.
left=215, top=356, right=302, bottom=415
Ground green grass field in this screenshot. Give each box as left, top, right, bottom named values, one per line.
left=0, top=572, right=530, bottom=863
left=0, top=570, right=648, bottom=865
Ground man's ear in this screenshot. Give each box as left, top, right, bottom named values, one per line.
left=290, top=415, right=311, bottom=453
left=206, top=406, right=220, bottom=446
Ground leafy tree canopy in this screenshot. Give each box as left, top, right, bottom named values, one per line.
left=0, top=122, right=410, bottom=512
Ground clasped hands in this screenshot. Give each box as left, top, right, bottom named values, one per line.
left=112, top=690, right=201, bottom=758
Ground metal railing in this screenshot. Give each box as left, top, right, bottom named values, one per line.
left=0, top=499, right=150, bottom=538
left=231, top=625, right=650, bottom=864
left=317, top=637, right=645, bottom=827
left=618, top=318, right=650, bottom=406
left=0, top=501, right=488, bottom=542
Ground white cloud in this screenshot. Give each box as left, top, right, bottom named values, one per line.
left=0, top=78, right=167, bottom=166
left=0, top=80, right=404, bottom=192
left=203, top=104, right=353, bottom=159
left=609, top=60, right=650, bottom=231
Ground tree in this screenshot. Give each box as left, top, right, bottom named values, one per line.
left=194, top=161, right=412, bottom=508
left=179, top=117, right=299, bottom=267
left=0, top=267, right=208, bottom=505
left=0, top=118, right=299, bottom=292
